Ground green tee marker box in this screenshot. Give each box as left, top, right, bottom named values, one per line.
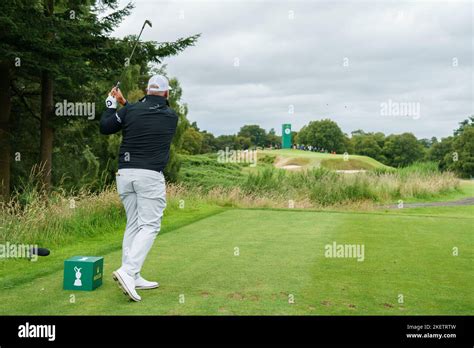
left=63, top=256, right=104, bottom=291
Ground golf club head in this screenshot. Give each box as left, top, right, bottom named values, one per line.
left=145, top=20, right=152, bottom=28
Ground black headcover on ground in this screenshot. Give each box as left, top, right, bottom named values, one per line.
left=30, top=247, right=50, bottom=257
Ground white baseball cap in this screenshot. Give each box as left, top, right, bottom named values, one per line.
left=147, top=74, right=172, bottom=92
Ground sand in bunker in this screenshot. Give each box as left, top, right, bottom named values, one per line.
left=280, top=164, right=302, bottom=170
left=335, top=170, right=367, bottom=174
left=274, top=157, right=304, bottom=171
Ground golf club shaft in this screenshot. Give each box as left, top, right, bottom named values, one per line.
left=115, top=20, right=152, bottom=90
left=127, top=23, right=147, bottom=65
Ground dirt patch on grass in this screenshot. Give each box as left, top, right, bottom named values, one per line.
left=228, top=292, right=245, bottom=300
left=226, top=292, right=259, bottom=301
left=218, top=307, right=229, bottom=314
left=201, top=291, right=210, bottom=298
left=248, top=294, right=260, bottom=301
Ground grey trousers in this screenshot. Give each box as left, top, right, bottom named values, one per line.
left=116, top=168, right=166, bottom=277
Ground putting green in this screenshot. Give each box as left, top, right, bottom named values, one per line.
left=1, top=208, right=472, bottom=315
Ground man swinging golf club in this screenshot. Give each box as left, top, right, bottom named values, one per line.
left=100, top=75, right=177, bottom=301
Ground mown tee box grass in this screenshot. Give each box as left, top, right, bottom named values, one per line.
left=63, top=256, right=104, bottom=291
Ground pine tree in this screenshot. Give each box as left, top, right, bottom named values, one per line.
left=0, top=0, right=199, bottom=196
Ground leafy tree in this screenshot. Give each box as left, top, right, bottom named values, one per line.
left=190, top=121, right=200, bottom=131
left=200, top=131, right=217, bottom=153
left=215, top=134, right=251, bottom=150
left=343, top=134, right=354, bottom=154
left=427, top=117, right=474, bottom=177
left=454, top=116, right=474, bottom=136
left=449, top=127, right=474, bottom=178
left=373, top=132, right=386, bottom=149
left=428, top=136, right=454, bottom=171
left=265, top=128, right=280, bottom=147
left=350, top=132, right=387, bottom=161
left=0, top=0, right=199, bottom=195
left=418, top=138, right=434, bottom=149
left=181, top=127, right=204, bottom=155
left=215, top=135, right=236, bottom=150
left=291, top=131, right=298, bottom=145
left=236, top=136, right=252, bottom=149
left=238, top=125, right=267, bottom=147
left=351, top=129, right=365, bottom=137
left=297, top=119, right=346, bottom=153
left=382, top=133, right=424, bottom=167
left=353, top=136, right=383, bottom=160
left=164, top=78, right=192, bottom=182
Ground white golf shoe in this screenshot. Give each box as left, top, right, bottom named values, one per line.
left=135, top=275, right=159, bottom=290
left=112, top=269, right=141, bottom=302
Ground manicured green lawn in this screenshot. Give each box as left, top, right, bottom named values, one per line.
left=1, top=206, right=472, bottom=315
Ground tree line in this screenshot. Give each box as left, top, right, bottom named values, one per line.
left=179, top=117, right=474, bottom=178
left=0, top=0, right=199, bottom=200
left=1, top=1, right=471, bottom=202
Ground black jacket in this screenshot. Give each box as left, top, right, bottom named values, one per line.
left=100, top=95, right=178, bottom=173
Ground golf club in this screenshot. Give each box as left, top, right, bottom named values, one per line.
left=115, top=19, right=153, bottom=90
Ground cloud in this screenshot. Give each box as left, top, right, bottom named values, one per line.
left=114, top=0, right=473, bottom=139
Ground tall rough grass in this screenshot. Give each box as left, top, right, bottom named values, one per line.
left=1, top=166, right=123, bottom=246
left=0, top=187, right=123, bottom=246
left=242, top=164, right=460, bottom=206
left=1, top=161, right=460, bottom=246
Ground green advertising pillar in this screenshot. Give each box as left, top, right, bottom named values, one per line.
left=282, top=124, right=292, bottom=149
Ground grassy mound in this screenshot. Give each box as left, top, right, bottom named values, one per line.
left=321, top=158, right=374, bottom=170
left=178, top=154, right=246, bottom=189
left=177, top=154, right=460, bottom=207
left=261, top=149, right=391, bottom=171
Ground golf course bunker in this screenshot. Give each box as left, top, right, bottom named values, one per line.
left=274, top=156, right=309, bottom=171
left=335, top=170, right=367, bottom=174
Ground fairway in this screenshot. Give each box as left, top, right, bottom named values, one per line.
left=1, top=208, right=472, bottom=315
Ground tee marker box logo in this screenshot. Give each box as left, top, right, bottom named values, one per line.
left=63, top=256, right=104, bottom=291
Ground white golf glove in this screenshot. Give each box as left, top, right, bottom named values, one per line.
left=105, top=94, right=117, bottom=109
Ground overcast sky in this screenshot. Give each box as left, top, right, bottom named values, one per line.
left=113, top=0, right=473, bottom=139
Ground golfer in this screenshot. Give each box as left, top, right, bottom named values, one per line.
left=100, top=75, right=178, bottom=302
